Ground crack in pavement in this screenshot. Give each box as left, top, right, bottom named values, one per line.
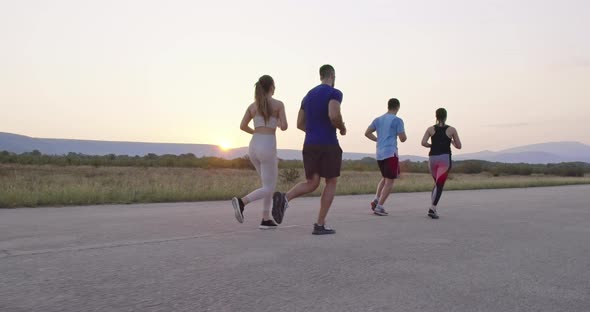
left=0, top=216, right=379, bottom=259
left=2, top=228, right=276, bottom=258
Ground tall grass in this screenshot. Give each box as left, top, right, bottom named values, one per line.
left=1, top=164, right=589, bottom=208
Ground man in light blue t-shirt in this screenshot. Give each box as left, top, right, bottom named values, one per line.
left=365, top=98, right=407, bottom=216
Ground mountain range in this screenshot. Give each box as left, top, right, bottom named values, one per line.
left=1, top=132, right=589, bottom=164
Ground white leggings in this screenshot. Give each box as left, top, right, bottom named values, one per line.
left=244, top=134, right=278, bottom=215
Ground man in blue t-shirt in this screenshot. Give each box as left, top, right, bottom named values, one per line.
left=365, top=98, right=407, bottom=216
left=272, top=64, right=346, bottom=235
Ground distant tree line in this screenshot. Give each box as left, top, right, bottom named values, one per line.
left=0, top=150, right=255, bottom=170
left=1, top=150, right=588, bottom=177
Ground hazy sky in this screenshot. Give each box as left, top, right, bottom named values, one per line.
left=1, top=0, right=589, bottom=155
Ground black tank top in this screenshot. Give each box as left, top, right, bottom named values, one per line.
left=429, top=125, right=452, bottom=156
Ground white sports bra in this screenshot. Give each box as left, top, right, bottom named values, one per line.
left=253, top=115, right=278, bottom=129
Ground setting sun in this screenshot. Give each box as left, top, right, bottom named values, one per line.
left=219, top=142, right=232, bottom=151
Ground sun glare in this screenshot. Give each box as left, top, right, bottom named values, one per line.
left=219, top=142, right=232, bottom=151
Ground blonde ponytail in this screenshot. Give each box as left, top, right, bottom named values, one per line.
left=254, top=75, right=274, bottom=123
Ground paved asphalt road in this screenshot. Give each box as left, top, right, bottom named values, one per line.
left=1, top=185, right=589, bottom=312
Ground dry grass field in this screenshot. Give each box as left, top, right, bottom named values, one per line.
left=1, top=164, right=589, bottom=208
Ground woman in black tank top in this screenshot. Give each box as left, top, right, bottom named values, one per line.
left=421, top=108, right=462, bottom=219
left=429, top=125, right=453, bottom=156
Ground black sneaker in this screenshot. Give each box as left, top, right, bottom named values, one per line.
left=259, top=219, right=278, bottom=230
left=272, top=192, right=288, bottom=224
left=428, top=209, right=439, bottom=219
left=232, top=197, right=244, bottom=223
left=312, top=223, right=335, bottom=235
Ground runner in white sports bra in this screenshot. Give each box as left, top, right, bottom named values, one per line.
left=252, top=114, right=279, bottom=129
left=231, top=75, right=288, bottom=229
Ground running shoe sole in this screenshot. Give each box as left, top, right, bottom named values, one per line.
left=272, top=192, right=286, bottom=224
left=312, top=229, right=336, bottom=235
left=374, top=211, right=389, bottom=216
left=258, top=225, right=277, bottom=230
left=232, top=197, right=243, bottom=223
left=427, top=212, right=439, bottom=219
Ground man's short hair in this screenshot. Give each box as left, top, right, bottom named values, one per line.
left=388, top=98, right=400, bottom=110
left=319, top=64, right=335, bottom=79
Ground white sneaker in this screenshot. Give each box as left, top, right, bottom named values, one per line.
left=374, top=206, right=389, bottom=216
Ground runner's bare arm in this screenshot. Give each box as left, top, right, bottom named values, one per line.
left=240, top=105, right=255, bottom=134
left=421, top=128, right=432, bottom=147
left=297, top=109, right=306, bottom=132
left=398, top=132, right=407, bottom=142
left=365, top=126, right=377, bottom=142
left=450, top=127, right=462, bottom=149
left=278, top=101, right=288, bottom=131
left=328, top=99, right=346, bottom=135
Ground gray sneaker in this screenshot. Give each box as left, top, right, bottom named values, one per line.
left=374, top=206, right=388, bottom=216
left=428, top=208, right=439, bottom=219
left=312, top=223, right=335, bottom=235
